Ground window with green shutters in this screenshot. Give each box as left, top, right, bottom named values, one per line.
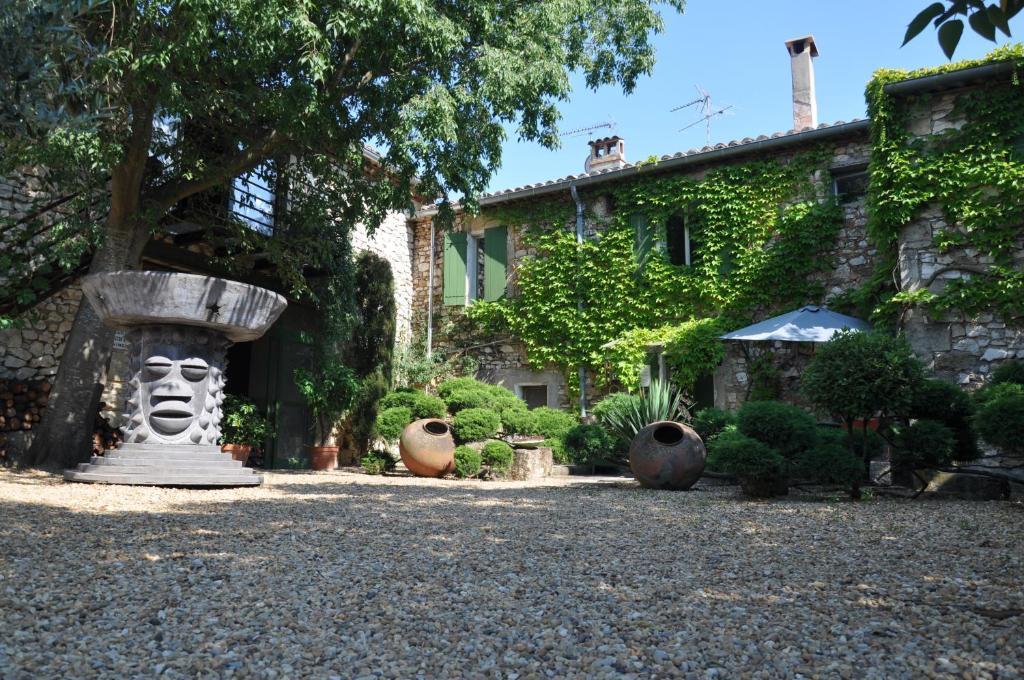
left=630, top=212, right=654, bottom=269
left=483, top=225, right=508, bottom=301
left=443, top=232, right=468, bottom=306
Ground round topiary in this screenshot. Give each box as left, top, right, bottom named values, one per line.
left=360, top=451, right=392, bottom=475
left=990, top=359, right=1024, bottom=387
left=444, top=387, right=494, bottom=414
left=451, top=408, right=501, bottom=443
left=481, top=440, right=514, bottom=472
left=379, top=390, right=448, bottom=421
left=454, top=445, right=482, bottom=478
left=793, top=442, right=863, bottom=488
left=909, top=378, right=978, bottom=461
left=691, top=407, right=735, bottom=443
left=974, top=385, right=1024, bottom=457
left=374, top=406, right=412, bottom=444
left=501, top=407, right=538, bottom=437
left=378, top=389, right=419, bottom=411
left=563, top=424, right=612, bottom=465
left=438, top=377, right=487, bottom=400
left=736, top=401, right=819, bottom=460
left=706, top=429, right=788, bottom=498
left=893, top=418, right=956, bottom=467
left=532, top=407, right=577, bottom=440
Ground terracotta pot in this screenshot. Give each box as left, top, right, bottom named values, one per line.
left=399, top=419, right=456, bottom=477
left=308, top=445, right=339, bottom=471
left=629, top=420, right=706, bottom=490
left=221, top=443, right=253, bottom=465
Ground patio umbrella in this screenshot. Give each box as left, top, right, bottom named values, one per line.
left=720, top=305, right=870, bottom=343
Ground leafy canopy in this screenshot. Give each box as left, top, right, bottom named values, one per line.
left=904, top=2, right=1023, bottom=58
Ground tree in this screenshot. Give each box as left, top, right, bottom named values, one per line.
left=1, top=0, right=682, bottom=469
left=348, top=252, right=397, bottom=382
left=904, top=1, right=1023, bottom=58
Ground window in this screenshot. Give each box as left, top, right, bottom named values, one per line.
left=630, top=213, right=655, bottom=268
left=665, top=213, right=700, bottom=267
left=443, top=225, right=507, bottom=305
left=831, top=166, right=869, bottom=204
left=517, top=384, right=549, bottom=409
left=231, top=163, right=278, bottom=235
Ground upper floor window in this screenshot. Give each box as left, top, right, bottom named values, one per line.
left=831, top=165, right=869, bottom=204
left=443, top=225, right=508, bottom=306
left=665, top=213, right=701, bottom=267
left=231, top=163, right=278, bottom=235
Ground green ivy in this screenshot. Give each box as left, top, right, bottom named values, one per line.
left=466, top=149, right=843, bottom=390
left=860, top=43, right=1024, bottom=325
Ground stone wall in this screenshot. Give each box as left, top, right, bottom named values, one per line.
left=0, top=285, right=81, bottom=382
left=350, top=210, right=415, bottom=344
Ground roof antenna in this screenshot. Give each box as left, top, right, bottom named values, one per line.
left=559, top=119, right=616, bottom=138
left=671, top=86, right=733, bottom=145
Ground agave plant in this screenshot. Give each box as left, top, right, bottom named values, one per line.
left=597, top=379, right=690, bottom=445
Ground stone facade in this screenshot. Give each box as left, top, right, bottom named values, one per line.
left=0, top=285, right=81, bottom=382
left=351, top=210, right=416, bottom=343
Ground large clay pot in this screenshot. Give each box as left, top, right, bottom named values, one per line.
left=308, top=445, right=339, bottom=471
left=629, top=421, right=706, bottom=490
left=221, top=443, right=252, bottom=465
left=399, top=419, right=456, bottom=477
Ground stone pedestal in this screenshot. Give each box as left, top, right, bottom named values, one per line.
left=509, top=447, right=553, bottom=481
left=65, top=271, right=286, bottom=487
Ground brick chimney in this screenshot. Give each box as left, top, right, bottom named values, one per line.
left=784, top=35, right=818, bottom=131
left=585, top=136, right=626, bottom=172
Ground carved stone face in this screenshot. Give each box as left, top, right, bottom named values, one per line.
left=123, top=326, right=228, bottom=446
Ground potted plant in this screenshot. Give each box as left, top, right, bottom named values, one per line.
left=294, top=358, right=359, bottom=470
left=219, top=394, right=273, bottom=464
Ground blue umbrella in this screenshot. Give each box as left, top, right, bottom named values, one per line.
left=720, top=306, right=870, bottom=343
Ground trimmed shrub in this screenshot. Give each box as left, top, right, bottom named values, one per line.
left=691, top=407, right=735, bottom=443
left=361, top=451, right=393, bottom=475
left=563, top=424, right=612, bottom=465
left=908, top=378, right=977, bottom=461
left=893, top=419, right=956, bottom=467
left=736, top=401, right=819, bottom=460
left=532, top=407, right=577, bottom=440
left=543, top=437, right=569, bottom=465
left=379, top=390, right=448, bottom=420
left=706, top=429, right=788, bottom=497
left=438, top=377, right=486, bottom=400
left=501, top=408, right=539, bottom=437
left=991, top=359, right=1024, bottom=387
left=793, top=443, right=863, bottom=488
left=444, top=387, right=493, bottom=413
left=481, top=440, right=515, bottom=472
left=374, top=406, right=412, bottom=444
left=454, top=445, right=482, bottom=478
left=452, top=408, right=501, bottom=443
left=974, top=385, right=1024, bottom=456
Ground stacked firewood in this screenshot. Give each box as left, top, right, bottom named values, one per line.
left=0, top=379, right=50, bottom=463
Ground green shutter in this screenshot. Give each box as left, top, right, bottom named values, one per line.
left=483, top=226, right=508, bottom=301
left=630, top=213, right=652, bottom=268
left=443, top=232, right=468, bottom=306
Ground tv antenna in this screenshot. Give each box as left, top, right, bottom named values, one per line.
left=559, top=119, right=616, bottom=139
left=671, top=86, right=732, bottom=145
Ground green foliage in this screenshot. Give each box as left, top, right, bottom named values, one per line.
left=563, top=424, right=613, bottom=464
left=219, top=394, right=273, bottom=447
left=861, top=45, right=1024, bottom=325
left=454, top=445, right=482, bottom=478
left=468, top=150, right=842, bottom=387
left=531, top=407, right=578, bottom=440
left=543, top=437, right=569, bottom=465
left=500, top=408, right=539, bottom=437
left=748, top=352, right=783, bottom=402
left=892, top=419, right=956, bottom=467
left=374, top=406, right=412, bottom=444
left=392, top=333, right=479, bottom=390
left=706, top=429, right=788, bottom=495
left=444, top=387, right=493, bottom=414
left=294, top=360, right=360, bottom=447
left=350, top=372, right=389, bottom=458
left=481, top=440, right=514, bottom=472
left=379, top=390, right=447, bottom=420
left=793, top=442, right=864, bottom=489
left=597, top=378, right=686, bottom=445
left=451, top=408, right=501, bottom=443
left=902, top=3, right=1022, bottom=58
left=974, top=384, right=1024, bottom=456
left=803, top=331, right=924, bottom=428
left=908, top=378, right=978, bottom=461
left=991, top=360, right=1024, bottom=386
left=691, top=407, right=736, bottom=443
left=438, top=377, right=489, bottom=400
left=361, top=451, right=394, bottom=476
left=592, top=392, right=641, bottom=453
left=348, top=252, right=397, bottom=381
left=736, top=401, right=819, bottom=460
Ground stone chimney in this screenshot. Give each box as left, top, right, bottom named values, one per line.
left=585, top=136, right=626, bottom=172
left=784, top=35, right=818, bottom=131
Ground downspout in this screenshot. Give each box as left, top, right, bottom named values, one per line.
left=426, top=221, right=435, bottom=358
left=569, top=183, right=587, bottom=419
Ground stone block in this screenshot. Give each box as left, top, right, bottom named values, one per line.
left=982, top=348, right=1011, bottom=362
left=509, top=447, right=553, bottom=481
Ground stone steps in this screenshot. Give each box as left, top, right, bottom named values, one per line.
left=64, top=443, right=262, bottom=487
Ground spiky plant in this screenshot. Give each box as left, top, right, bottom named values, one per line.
left=598, top=379, right=689, bottom=444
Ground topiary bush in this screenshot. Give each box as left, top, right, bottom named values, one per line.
left=361, top=451, right=393, bottom=475
left=481, top=440, right=515, bottom=472
left=543, top=437, right=569, bottom=464
left=444, top=387, right=494, bottom=414
left=990, top=359, right=1024, bottom=387
left=454, top=445, right=482, bottom=478
left=974, top=384, right=1024, bottom=457
left=501, top=408, right=539, bottom=437
left=563, top=424, right=612, bottom=465
left=908, top=378, right=978, bottom=461
left=706, top=428, right=788, bottom=498
left=437, top=377, right=486, bottom=400
left=374, top=406, right=412, bottom=444
left=532, top=407, right=577, bottom=440
left=379, top=390, right=448, bottom=420
left=892, top=419, right=956, bottom=468
left=736, top=400, right=819, bottom=460
left=793, top=442, right=864, bottom=492
left=691, top=407, right=735, bottom=443
left=451, top=408, right=501, bottom=443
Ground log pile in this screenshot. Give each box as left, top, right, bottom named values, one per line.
left=0, top=379, right=50, bottom=463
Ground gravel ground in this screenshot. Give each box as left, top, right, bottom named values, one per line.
left=1, top=469, right=1022, bottom=679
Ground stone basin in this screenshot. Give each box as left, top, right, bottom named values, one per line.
left=81, top=270, right=287, bottom=342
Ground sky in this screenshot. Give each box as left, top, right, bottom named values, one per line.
left=486, top=0, right=1013, bottom=193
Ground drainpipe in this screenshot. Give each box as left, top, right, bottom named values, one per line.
left=426, top=221, right=435, bottom=358
left=569, top=183, right=587, bottom=419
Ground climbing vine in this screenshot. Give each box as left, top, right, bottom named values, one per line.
left=467, top=149, right=843, bottom=390
left=855, top=43, right=1024, bottom=325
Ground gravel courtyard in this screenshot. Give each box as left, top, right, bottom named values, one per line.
left=1, top=470, right=1022, bottom=679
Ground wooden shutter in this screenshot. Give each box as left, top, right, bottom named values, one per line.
left=483, top=226, right=508, bottom=301
left=443, top=232, right=468, bottom=306
left=630, top=213, right=652, bottom=267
